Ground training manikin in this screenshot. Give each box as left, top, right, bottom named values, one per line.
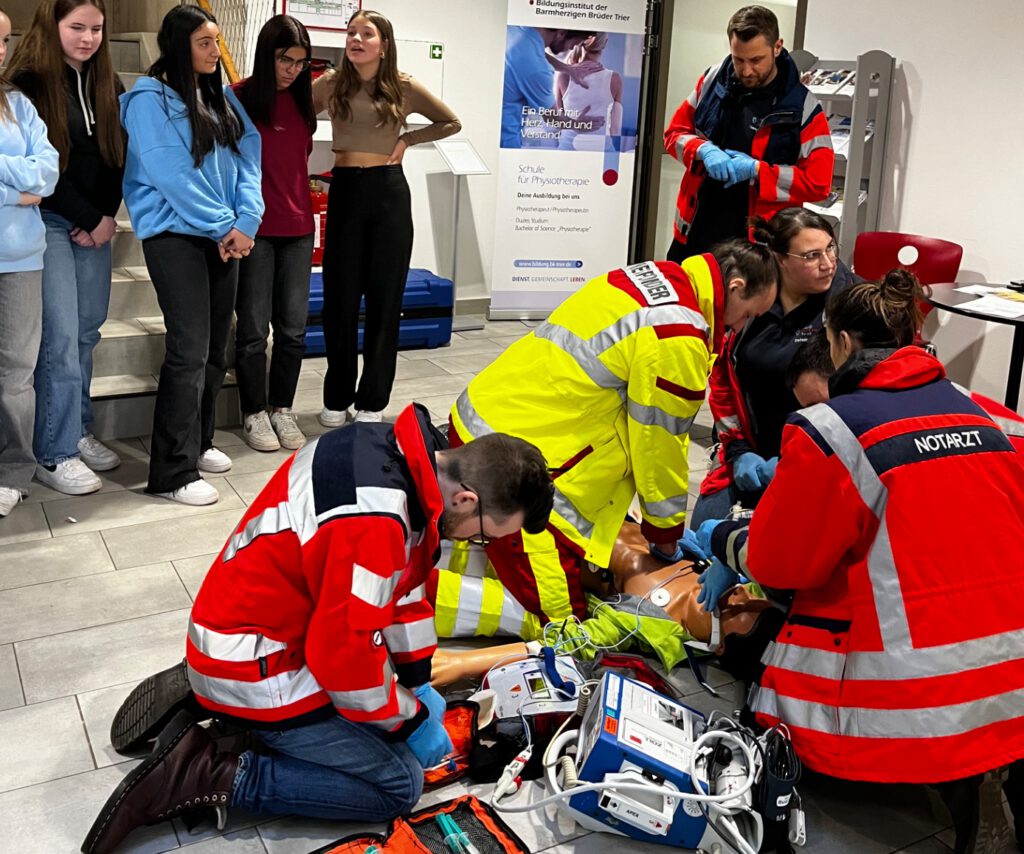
left=431, top=521, right=784, bottom=687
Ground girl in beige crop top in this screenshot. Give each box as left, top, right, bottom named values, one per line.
left=312, top=12, right=460, bottom=168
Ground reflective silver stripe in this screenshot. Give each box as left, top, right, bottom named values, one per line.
left=553, top=486, right=595, bottom=539
left=397, top=584, right=426, bottom=607
left=188, top=662, right=322, bottom=710
left=627, top=399, right=695, bottom=436
left=724, top=524, right=750, bottom=577
left=674, top=132, right=700, bottom=161
left=675, top=209, right=692, bottom=236
left=775, top=165, right=794, bottom=201
left=453, top=575, right=484, bottom=637
left=754, top=685, right=1024, bottom=741
left=767, top=626, right=1024, bottom=683
left=716, top=415, right=741, bottom=432
left=991, top=413, right=1024, bottom=438
left=383, top=616, right=436, bottom=654
left=800, top=404, right=911, bottom=650
left=317, top=485, right=409, bottom=530
left=498, top=589, right=529, bottom=636
left=187, top=622, right=287, bottom=663
left=327, top=659, right=396, bottom=712
left=372, top=688, right=420, bottom=731
left=799, top=133, right=833, bottom=159
left=223, top=501, right=293, bottom=562
left=456, top=391, right=494, bottom=437
left=288, top=440, right=319, bottom=545
left=640, top=493, right=688, bottom=518
left=533, top=324, right=625, bottom=392
left=801, top=92, right=820, bottom=125
left=351, top=563, right=404, bottom=609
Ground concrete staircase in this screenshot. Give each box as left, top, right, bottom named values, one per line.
left=89, top=34, right=241, bottom=441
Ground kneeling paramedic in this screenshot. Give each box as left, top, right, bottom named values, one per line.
left=697, top=272, right=1024, bottom=854
left=82, top=404, right=554, bottom=854
left=434, top=238, right=779, bottom=639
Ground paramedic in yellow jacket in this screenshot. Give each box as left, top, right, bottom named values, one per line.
left=433, top=238, right=779, bottom=639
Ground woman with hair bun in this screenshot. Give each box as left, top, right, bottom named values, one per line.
left=692, top=207, right=863, bottom=527
left=698, top=268, right=1024, bottom=851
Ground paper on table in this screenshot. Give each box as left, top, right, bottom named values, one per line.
left=959, top=295, right=1024, bottom=319
left=957, top=284, right=999, bottom=296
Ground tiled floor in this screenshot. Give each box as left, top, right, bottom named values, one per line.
left=0, top=321, right=983, bottom=853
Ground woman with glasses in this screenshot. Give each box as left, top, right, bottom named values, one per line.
left=231, top=15, right=316, bottom=453
left=691, top=208, right=863, bottom=527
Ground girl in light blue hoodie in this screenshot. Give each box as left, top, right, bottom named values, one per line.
left=120, top=4, right=263, bottom=506
left=0, top=7, right=60, bottom=519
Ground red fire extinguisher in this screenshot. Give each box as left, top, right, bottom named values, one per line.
left=310, top=174, right=329, bottom=267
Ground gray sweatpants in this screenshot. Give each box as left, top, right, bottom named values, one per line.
left=0, top=269, right=42, bottom=493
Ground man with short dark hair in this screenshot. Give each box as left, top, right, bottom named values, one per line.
left=664, top=5, right=835, bottom=262
left=82, top=404, right=553, bottom=854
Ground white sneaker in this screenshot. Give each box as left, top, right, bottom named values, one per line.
left=197, top=447, right=232, bottom=473
left=353, top=410, right=385, bottom=423
left=77, top=434, right=120, bottom=471
left=243, top=411, right=280, bottom=452
left=35, top=459, right=102, bottom=495
left=270, top=409, right=306, bottom=450
left=318, top=407, right=351, bottom=428
left=155, top=479, right=219, bottom=506
left=0, top=486, right=20, bottom=517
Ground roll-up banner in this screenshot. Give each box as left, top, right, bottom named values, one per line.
left=489, top=0, right=648, bottom=318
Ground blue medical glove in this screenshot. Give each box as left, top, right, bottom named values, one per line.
left=696, top=558, right=741, bottom=612
left=413, top=683, right=446, bottom=723
left=733, top=452, right=770, bottom=491
left=699, top=142, right=735, bottom=183
left=696, top=519, right=725, bottom=558
left=757, top=456, right=779, bottom=485
left=679, top=528, right=709, bottom=561
left=650, top=542, right=685, bottom=563
left=723, top=150, right=759, bottom=186
left=406, top=716, right=454, bottom=769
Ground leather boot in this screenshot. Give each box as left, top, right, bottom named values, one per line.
left=110, top=658, right=202, bottom=754
left=82, top=711, right=239, bottom=854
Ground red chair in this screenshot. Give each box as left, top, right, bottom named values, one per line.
left=853, top=231, right=964, bottom=349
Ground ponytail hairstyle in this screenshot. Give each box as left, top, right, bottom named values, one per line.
left=6, top=0, right=124, bottom=170
left=237, top=14, right=316, bottom=133
left=711, top=235, right=780, bottom=298
left=330, top=9, right=405, bottom=129
left=825, top=268, right=923, bottom=349
left=149, top=4, right=242, bottom=167
left=750, top=207, right=836, bottom=255
left=0, top=7, right=12, bottom=124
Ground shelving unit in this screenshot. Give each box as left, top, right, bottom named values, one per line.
left=791, top=49, right=895, bottom=263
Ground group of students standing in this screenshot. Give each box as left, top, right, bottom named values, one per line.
left=0, top=0, right=459, bottom=515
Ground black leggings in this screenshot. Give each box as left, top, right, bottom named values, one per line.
left=320, top=165, right=413, bottom=413
left=142, top=233, right=237, bottom=493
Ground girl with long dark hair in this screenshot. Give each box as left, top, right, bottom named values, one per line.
left=120, top=5, right=263, bottom=505
left=313, top=9, right=460, bottom=426
left=7, top=0, right=125, bottom=495
left=0, top=7, right=60, bottom=518
left=691, top=208, right=863, bottom=526
left=232, top=15, right=315, bottom=453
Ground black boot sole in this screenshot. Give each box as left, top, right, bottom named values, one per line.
left=110, top=659, right=199, bottom=755
left=82, top=710, right=198, bottom=854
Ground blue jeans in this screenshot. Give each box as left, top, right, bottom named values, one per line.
left=33, top=212, right=112, bottom=465
left=231, top=714, right=423, bottom=821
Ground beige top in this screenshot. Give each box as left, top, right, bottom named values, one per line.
left=313, top=70, right=461, bottom=155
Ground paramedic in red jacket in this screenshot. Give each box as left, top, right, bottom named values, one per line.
left=663, top=5, right=833, bottom=263
left=82, top=404, right=553, bottom=854
left=700, top=272, right=1024, bottom=852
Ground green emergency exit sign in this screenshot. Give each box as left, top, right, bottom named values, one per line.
left=430, top=43, right=444, bottom=60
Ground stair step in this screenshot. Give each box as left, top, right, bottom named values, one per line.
left=108, top=271, right=160, bottom=321
left=94, top=314, right=236, bottom=378
left=90, top=371, right=237, bottom=400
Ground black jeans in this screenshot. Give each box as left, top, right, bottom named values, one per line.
left=321, top=165, right=413, bottom=413
left=142, top=233, right=237, bottom=493
left=234, top=233, right=314, bottom=413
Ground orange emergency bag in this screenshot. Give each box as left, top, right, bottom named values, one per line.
left=312, top=793, right=530, bottom=854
